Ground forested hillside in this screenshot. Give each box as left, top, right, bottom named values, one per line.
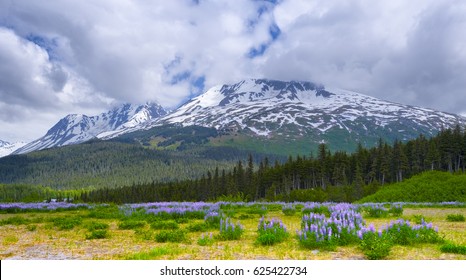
left=0, top=139, right=281, bottom=189
left=81, top=126, right=466, bottom=203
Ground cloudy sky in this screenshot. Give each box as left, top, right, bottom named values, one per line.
left=1, top=0, right=466, bottom=142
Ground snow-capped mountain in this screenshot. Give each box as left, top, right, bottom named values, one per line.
left=11, top=79, right=466, bottom=155
left=13, top=103, right=167, bottom=154
left=0, top=140, right=27, bottom=157
left=153, top=79, right=465, bottom=144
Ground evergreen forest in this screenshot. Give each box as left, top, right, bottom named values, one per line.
left=80, top=126, right=466, bottom=203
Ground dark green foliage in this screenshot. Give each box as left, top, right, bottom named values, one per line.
left=359, top=231, right=392, bottom=260
left=118, top=220, right=147, bottom=230
left=363, top=205, right=389, bottom=218
left=187, top=222, right=208, bottom=232
left=87, top=205, right=124, bottom=219
left=388, top=204, right=403, bottom=217
left=440, top=243, right=466, bottom=255
left=302, top=205, right=330, bottom=216
left=150, top=220, right=180, bottom=230
left=155, top=229, right=188, bottom=243
left=217, top=218, right=244, bottom=241
left=0, top=216, right=31, bottom=226
left=246, top=205, right=268, bottom=215
left=385, top=221, right=443, bottom=245
left=281, top=206, right=297, bottom=216
left=446, top=214, right=465, bottom=222
left=86, top=229, right=109, bottom=240
left=52, top=216, right=83, bottom=230
left=256, top=218, right=289, bottom=246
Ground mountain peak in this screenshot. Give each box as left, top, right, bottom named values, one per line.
left=158, top=79, right=465, bottom=145
left=13, top=102, right=168, bottom=154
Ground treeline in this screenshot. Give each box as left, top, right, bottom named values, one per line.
left=82, top=126, right=466, bottom=203
left=0, top=184, right=91, bottom=203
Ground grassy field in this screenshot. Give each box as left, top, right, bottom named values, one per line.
left=0, top=202, right=465, bottom=260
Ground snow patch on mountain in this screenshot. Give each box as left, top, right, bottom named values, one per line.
left=13, top=103, right=167, bottom=154
left=0, top=140, right=27, bottom=157
left=153, top=79, right=465, bottom=141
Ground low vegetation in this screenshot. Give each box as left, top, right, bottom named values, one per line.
left=1, top=201, right=465, bottom=260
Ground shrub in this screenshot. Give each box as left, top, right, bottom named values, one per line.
left=302, top=205, right=330, bottom=216
left=298, top=208, right=365, bottom=251
left=187, top=222, right=208, bottom=232
left=197, top=233, right=214, bottom=246
left=150, top=220, right=180, bottom=230
left=246, top=205, right=268, bottom=216
left=256, top=217, right=288, bottom=246
left=382, top=219, right=442, bottom=245
left=52, top=216, right=82, bottom=230
left=388, top=204, right=403, bottom=217
left=86, top=229, right=109, bottom=240
left=118, top=220, right=147, bottom=230
left=26, top=224, right=37, bottom=231
left=204, top=211, right=223, bottom=228
left=88, top=205, right=123, bottom=219
left=358, top=227, right=392, bottom=260
left=363, top=204, right=389, bottom=218
left=440, top=243, right=466, bottom=255
left=446, top=214, right=465, bottom=222
left=298, top=213, right=335, bottom=250
left=217, top=218, right=244, bottom=241
left=282, top=204, right=297, bottom=216
left=0, top=216, right=31, bottom=226
left=155, top=229, right=188, bottom=243
left=85, top=221, right=109, bottom=231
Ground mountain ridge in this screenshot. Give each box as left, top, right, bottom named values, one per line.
left=12, top=102, right=167, bottom=155
left=10, top=78, right=466, bottom=155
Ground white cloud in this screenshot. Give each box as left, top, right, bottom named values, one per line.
left=0, top=0, right=466, bottom=142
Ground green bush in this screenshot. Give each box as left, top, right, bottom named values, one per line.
left=282, top=205, right=297, bottom=216
left=52, top=216, right=83, bottom=230
left=256, top=217, right=288, bottom=246
left=217, top=218, right=244, bottom=241
left=363, top=205, right=389, bottom=218
left=246, top=205, right=268, bottom=216
left=187, top=222, right=208, bottom=232
left=150, top=220, right=180, bottom=230
left=440, top=242, right=466, bottom=255
left=88, top=205, right=123, bottom=219
left=0, top=216, right=31, bottom=226
left=388, top=204, right=403, bottom=217
left=359, top=231, right=392, bottom=260
left=86, top=229, right=109, bottom=240
left=446, top=214, right=465, bottom=222
left=302, top=205, right=330, bottom=216
left=155, top=229, right=188, bottom=243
